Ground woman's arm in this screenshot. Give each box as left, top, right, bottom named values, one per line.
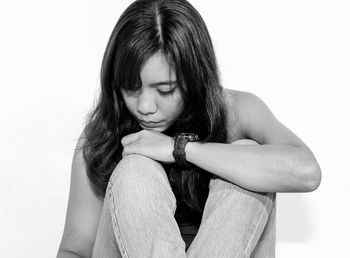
left=185, top=91, right=321, bottom=192
left=57, top=132, right=104, bottom=258
left=121, top=91, right=321, bottom=193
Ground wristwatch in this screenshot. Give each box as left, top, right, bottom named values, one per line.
left=172, top=133, right=200, bottom=167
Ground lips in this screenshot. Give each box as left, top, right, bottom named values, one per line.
left=139, top=120, right=162, bottom=128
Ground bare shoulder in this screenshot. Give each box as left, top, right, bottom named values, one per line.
left=224, top=89, right=270, bottom=119
left=222, top=88, right=244, bottom=141
left=223, top=89, right=260, bottom=113
left=226, top=89, right=306, bottom=146
left=223, top=89, right=276, bottom=141
left=224, top=89, right=262, bottom=110
left=232, top=90, right=271, bottom=133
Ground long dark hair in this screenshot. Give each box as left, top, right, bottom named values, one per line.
left=82, top=0, right=227, bottom=226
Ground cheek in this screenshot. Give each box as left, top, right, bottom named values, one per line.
left=167, top=98, right=184, bottom=118
left=122, top=95, right=136, bottom=113
left=176, top=99, right=184, bottom=114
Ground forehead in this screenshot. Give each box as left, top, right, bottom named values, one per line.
left=140, top=52, right=176, bottom=83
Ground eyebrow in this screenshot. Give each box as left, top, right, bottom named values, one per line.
left=149, top=80, right=177, bottom=87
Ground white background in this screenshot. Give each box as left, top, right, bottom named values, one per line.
left=1, top=0, right=349, bottom=257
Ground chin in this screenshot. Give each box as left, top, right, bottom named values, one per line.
left=140, top=125, right=167, bottom=132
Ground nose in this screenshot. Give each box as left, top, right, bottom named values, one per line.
left=136, top=91, right=157, bottom=116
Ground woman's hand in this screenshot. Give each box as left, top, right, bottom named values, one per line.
left=121, top=130, right=175, bottom=163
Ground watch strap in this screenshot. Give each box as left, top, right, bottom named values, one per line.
left=172, top=133, right=199, bottom=167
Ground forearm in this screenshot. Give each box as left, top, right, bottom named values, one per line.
left=185, top=142, right=321, bottom=192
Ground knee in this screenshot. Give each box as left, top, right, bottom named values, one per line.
left=108, top=154, right=166, bottom=186
left=231, top=139, right=260, bottom=146
left=106, top=154, right=176, bottom=213
left=209, top=177, right=275, bottom=214
left=107, top=154, right=173, bottom=199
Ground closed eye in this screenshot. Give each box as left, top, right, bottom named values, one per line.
left=157, top=88, right=175, bottom=96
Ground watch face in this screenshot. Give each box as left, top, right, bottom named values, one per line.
left=175, top=133, right=199, bottom=142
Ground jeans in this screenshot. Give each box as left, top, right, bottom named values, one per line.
left=92, top=140, right=276, bottom=258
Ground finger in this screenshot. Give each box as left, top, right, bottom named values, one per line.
left=122, top=144, right=138, bottom=157
left=121, top=132, right=140, bottom=146
left=122, top=147, right=131, bottom=158
left=122, top=150, right=127, bottom=158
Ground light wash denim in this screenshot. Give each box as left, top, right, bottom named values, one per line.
left=92, top=140, right=276, bottom=258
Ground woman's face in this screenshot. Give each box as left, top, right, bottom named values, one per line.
left=121, top=51, right=184, bottom=132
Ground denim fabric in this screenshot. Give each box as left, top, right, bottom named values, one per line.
left=92, top=140, right=276, bottom=258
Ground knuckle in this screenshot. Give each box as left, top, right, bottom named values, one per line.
left=232, top=139, right=260, bottom=145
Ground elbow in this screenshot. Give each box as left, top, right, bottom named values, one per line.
left=298, top=161, right=322, bottom=192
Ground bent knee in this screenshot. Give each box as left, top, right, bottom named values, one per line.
left=231, top=139, right=260, bottom=146
left=108, top=154, right=168, bottom=188
left=209, top=177, right=275, bottom=210
left=107, top=154, right=176, bottom=211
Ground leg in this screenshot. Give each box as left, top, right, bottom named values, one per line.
left=186, top=139, right=276, bottom=258
left=251, top=196, right=276, bottom=258
left=103, top=154, right=186, bottom=257
left=92, top=195, right=122, bottom=258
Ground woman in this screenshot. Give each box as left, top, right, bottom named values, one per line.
left=57, top=0, right=321, bottom=257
